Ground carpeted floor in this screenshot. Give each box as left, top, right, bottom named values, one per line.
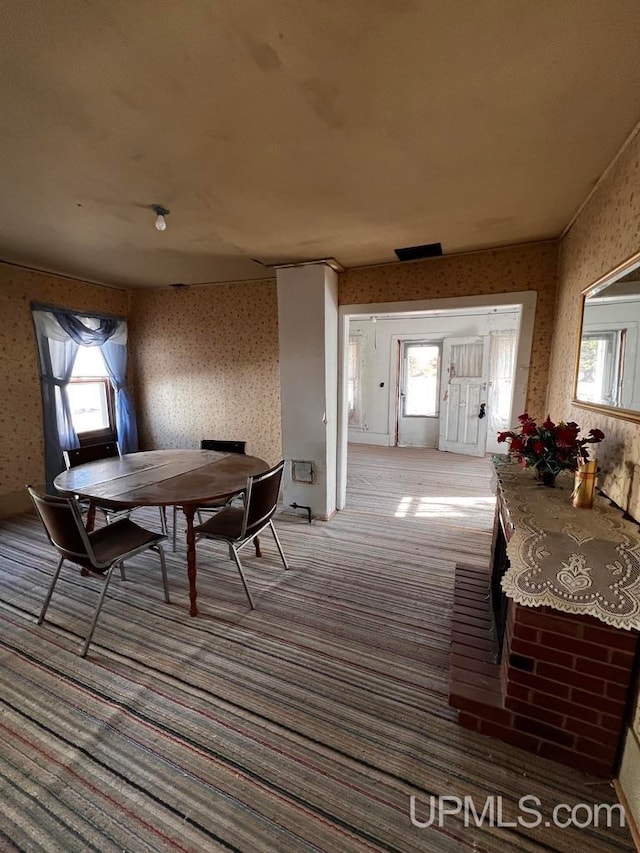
left=0, top=445, right=634, bottom=851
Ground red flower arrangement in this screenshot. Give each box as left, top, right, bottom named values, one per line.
left=497, top=414, right=604, bottom=477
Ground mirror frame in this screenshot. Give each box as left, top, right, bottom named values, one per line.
left=573, top=249, right=640, bottom=423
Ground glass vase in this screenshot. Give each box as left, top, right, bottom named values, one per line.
left=536, top=467, right=558, bottom=487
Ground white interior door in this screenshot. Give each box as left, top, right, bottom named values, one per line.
left=397, top=340, right=441, bottom=446
left=438, top=336, right=489, bottom=456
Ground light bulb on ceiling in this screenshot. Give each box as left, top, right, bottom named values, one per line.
left=151, top=205, right=169, bottom=232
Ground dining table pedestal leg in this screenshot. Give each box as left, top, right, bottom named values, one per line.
left=183, top=504, right=199, bottom=616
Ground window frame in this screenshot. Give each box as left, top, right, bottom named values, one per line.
left=67, top=375, right=117, bottom=445
left=577, top=329, right=625, bottom=407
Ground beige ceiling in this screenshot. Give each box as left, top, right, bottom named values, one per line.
left=2, top=1, right=640, bottom=288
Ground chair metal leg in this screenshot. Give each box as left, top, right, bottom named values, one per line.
left=38, top=555, right=65, bottom=624
left=80, top=565, right=116, bottom=657
left=269, top=521, right=289, bottom=570
left=254, top=535, right=262, bottom=557
left=172, top=506, right=178, bottom=552
left=104, top=507, right=132, bottom=525
left=119, top=561, right=127, bottom=581
left=153, top=543, right=170, bottom=603
left=230, top=547, right=255, bottom=609
left=159, top=506, right=168, bottom=536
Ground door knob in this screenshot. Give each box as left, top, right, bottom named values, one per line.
left=478, top=403, right=486, bottom=419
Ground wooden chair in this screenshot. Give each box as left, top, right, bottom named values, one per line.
left=64, top=442, right=167, bottom=535
left=27, top=486, right=169, bottom=657
left=193, top=460, right=288, bottom=609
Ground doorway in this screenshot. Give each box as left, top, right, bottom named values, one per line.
left=396, top=334, right=492, bottom=457
left=337, top=293, right=537, bottom=510
left=397, top=340, right=441, bottom=446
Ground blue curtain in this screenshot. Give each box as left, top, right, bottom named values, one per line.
left=33, top=323, right=80, bottom=491
left=101, top=339, right=138, bottom=453
left=32, top=304, right=139, bottom=491
left=52, top=310, right=119, bottom=346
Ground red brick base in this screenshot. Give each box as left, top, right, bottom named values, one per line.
left=449, top=564, right=639, bottom=778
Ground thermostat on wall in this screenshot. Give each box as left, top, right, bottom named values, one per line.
left=292, top=461, right=314, bottom=484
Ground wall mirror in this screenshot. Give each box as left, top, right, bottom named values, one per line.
left=574, top=250, right=640, bottom=420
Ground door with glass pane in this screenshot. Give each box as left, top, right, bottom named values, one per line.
left=397, top=341, right=441, bottom=446
left=438, top=336, right=489, bottom=456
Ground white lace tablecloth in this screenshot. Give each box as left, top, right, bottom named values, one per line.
left=494, top=461, right=640, bottom=631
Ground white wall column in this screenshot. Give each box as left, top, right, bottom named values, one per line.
left=277, top=263, right=338, bottom=520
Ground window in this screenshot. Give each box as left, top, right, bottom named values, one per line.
left=68, top=346, right=115, bottom=437
left=449, top=341, right=484, bottom=378
left=577, top=331, right=625, bottom=406
left=402, top=342, right=441, bottom=417
left=32, top=304, right=137, bottom=490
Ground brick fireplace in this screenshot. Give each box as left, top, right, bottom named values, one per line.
left=450, top=564, right=639, bottom=777
left=449, top=463, right=640, bottom=779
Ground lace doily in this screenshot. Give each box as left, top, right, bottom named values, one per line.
left=495, top=463, right=640, bottom=630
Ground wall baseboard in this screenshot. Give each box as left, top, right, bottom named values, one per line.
left=348, top=432, right=391, bottom=446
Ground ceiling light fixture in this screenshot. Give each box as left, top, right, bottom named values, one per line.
left=151, top=205, right=169, bottom=232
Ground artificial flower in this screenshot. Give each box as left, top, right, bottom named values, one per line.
left=497, top=414, right=604, bottom=475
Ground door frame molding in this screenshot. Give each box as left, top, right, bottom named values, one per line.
left=391, top=334, right=444, bottom=446
left=337, top=291, right=537, bottom=510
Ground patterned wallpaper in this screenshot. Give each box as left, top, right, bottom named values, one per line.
left=128, top=280, right=282, bottom=467
left=1, top=245, right=558, bottom=513
left=546, top=130, right=640, bottom=747
left=0, top=263, right=127, bottom=511
left=131, top=244, right=557, bottom=470
left=340, top=241, right=559, bottom=418
left=547, top=130, right=640, bottom=517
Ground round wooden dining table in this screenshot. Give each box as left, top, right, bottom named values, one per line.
left=54, top=449, right=269, bottom=616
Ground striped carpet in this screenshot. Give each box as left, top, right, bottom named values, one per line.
left=0, top=445, right=633, bottom=852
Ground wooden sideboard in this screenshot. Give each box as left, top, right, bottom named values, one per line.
left=449, top=461, right=640, bottom=778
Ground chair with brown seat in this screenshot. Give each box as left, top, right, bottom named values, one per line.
left=64, top=442, right=167, bottom=535
left=64, top=441, right=120, bottom=468
left=193, top=460, right=288, bottom=609
left=201, top=439, right=246, bottom=455
left=27, top=485, right=169, bottom=657
left=196, top=439, right=248, bottom=523
left=171, top=439, right=253, bottom=551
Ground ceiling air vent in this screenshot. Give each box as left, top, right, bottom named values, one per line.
left=394, top=242, right=443, bottom=262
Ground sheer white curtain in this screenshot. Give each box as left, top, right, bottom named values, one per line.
left=449, top=342, right=483, bottom=377
left=348, top=332, right=366, bottom=429
left=488, top=331, right=517, bottom=434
